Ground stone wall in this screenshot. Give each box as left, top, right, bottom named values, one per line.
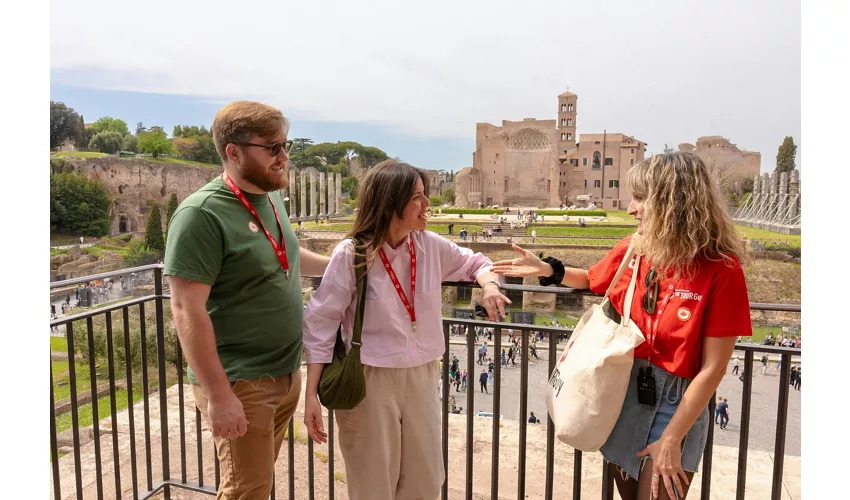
left=64, top=157, right=223, bottom=235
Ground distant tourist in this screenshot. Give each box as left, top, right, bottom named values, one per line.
left=479, top=369, right=489, bottom=394
left=531, top=229, right=537, bottom=243
left=528, top=412, right=539, bottom=424
left=732, top=357, right=740, bottom=375
left=717, top=398, right=730, bottom=429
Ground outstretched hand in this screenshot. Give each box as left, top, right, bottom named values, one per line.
left=490, top=244, right=554, bottom=278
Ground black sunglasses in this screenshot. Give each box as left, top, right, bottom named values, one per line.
left=642, top=267, right=659, bottom=314
left=236, top=139, right=293, bottom=157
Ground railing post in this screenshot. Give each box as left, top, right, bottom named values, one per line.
left=155, top=267, right=171, bottom=499
left=771, top=353, right=792, bottom=500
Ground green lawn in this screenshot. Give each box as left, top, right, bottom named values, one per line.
left=54, top=388, right=144, bottom=435
left=50, top=248, right=69, bottom=256
left=52, top=359, right=96, bottom=401
left=50, top=337, right=67, bottom=352
left=735, top=226, right=801, bottom=244
left=526, top=226, right=634, bottom=237
left=148, top=157, right=221, bottom=168
left=51, top=151, right=109, bottom=159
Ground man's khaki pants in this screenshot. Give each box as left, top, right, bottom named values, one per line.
left=335, top=360, right=443, bottom=500
left=193, top=370, right=302, bottom=500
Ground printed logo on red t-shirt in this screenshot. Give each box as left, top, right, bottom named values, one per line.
left=677, top=307, right=692, bottom=321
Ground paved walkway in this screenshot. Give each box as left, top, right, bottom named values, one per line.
left=53, top=368, right=800, bottom=500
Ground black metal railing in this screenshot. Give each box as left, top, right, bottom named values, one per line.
left=49, top=265, right=801, bottom=500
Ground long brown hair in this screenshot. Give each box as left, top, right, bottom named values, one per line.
left=626, top=152, right=749, bottom=281
left=347, top=159, right=430, bottom=268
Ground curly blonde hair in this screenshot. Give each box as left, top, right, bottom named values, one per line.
left=626, top=152, right=749, bottom=281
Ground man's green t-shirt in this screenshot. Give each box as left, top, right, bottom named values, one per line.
left=164, top=176, right=302, bottom=384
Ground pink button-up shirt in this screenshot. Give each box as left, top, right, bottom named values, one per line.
left=303, top=230, right=498, bottom=368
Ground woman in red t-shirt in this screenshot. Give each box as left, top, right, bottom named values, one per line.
left=492, top=152, right=751, bottom=500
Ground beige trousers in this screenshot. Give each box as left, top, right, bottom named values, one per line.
left=335, top=360, right=443, bottom=500
left=193, top=371, right=302, bottom=500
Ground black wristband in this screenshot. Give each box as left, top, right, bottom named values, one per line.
left=539, top=256, right=566, bottom=287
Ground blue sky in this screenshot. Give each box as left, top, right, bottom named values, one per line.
left=50, top=80, right=474, bottom=172
left=50, top=0, right=801, bottom=173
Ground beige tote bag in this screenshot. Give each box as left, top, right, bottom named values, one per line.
left=545, top=238, right=646, bottom=452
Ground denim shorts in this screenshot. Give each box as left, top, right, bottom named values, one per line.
left=599, top=358, right=710, bottom=481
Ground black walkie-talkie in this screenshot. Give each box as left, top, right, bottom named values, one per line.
left=637, top=366, right=657, bottom=406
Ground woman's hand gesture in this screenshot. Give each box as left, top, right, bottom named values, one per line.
left=637, top=436, right=690, bottom=499
left=490, top=244, right=554, bottom=278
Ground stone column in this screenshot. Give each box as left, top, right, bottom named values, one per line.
left=300, top=171, right=307, bottom=218
left=327, top=173, right=336, bottom=215
left=336, top=172, right=342, bottom=214
left=309, top=170, right=317, bottom=218
left=319, top=172, right=327, bottom=217
left=289, top=169, right=296, bottom=217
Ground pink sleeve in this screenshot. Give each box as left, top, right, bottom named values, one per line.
left=302, top=240, right=356, bottom=364
left=429, top=232, right=501, bottom=284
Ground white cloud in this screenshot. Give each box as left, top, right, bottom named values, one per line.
left=51, top=0, right=801, bottom=169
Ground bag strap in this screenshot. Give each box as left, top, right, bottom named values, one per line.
left=621, top=254, right=641, bottom=327
left=350, top=238, right=368, bottom=348
left=602, top=236, right=637, bottom=300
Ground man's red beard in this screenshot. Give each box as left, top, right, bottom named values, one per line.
left=238, top=158, right=288, bottom=192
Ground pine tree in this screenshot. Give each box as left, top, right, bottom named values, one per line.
left=774, top=136, right=797, bottom=175
left=145, top=203, right=165, bottom=255
left=166, top=193, right=179, bottom=229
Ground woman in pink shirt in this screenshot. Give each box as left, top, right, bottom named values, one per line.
left=302, top=159, right=511, bottom=500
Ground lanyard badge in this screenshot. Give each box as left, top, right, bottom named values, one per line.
left=222, top=174, right=291, bottom=279
left=378, top=239, right=417, bottom=330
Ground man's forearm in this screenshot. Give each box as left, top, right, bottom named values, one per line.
left=172, top=306, right=231, bottom=399
left=300, top=247, right=331, bottom=277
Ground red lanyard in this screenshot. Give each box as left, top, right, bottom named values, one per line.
left=644, top=265, right=679, bottom=361
left=378, top=239, right=417, bottom=329
left=222, top=174, right=291, bottom=279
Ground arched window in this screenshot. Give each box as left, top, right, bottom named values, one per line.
left=592, top=151, right=601, bottom=168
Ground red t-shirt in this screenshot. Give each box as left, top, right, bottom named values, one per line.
left=587, top=235, right=752, bottom=378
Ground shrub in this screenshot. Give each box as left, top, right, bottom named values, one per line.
left=429, top=195, right=443, bottom=206
left=70, top=304, right=181, bottom=373
left=123, top=239, right=160, bottom=267
left=442, top=208, right=502, bottom=215
left=50, top=172, right=111, bottom=236
left=88, top=131, right=125, bottom=154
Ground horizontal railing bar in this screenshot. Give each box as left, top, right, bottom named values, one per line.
left=443, top=317, right=574, bottom=334
left=50, top=264, right=164, bottom=289
left=139, top=480, right=217, bottom=499
left=50, top=295, right=158, bottom=326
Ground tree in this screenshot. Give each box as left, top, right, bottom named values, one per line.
left=138, top=130, right=173, bottom=158
left=145, top=203, right=165, bottom=255
left=775, top=136, right=797, bottom=175
left=442, top=186, right=456, bottom=204
left=50, top=101, right=84, bottom=149
left=306, top=143, right=347, bottom=166
left=354, top=146, right=389, bottom=171
left=74, top=114, right=88, bottom=150
left=88, top=131, right=125, bottom=154
left=136, top=122, right=147, bottom=136
left=341, top=177, right=359, bottom=199
left=122, top=134, right=138, bottom=153
left=50, top=172, right=111, bottom=236
left=172, top=137, right=200, bottom=159
left=90, top=116, right=130, bottom=136
left=165, top=193, right=179, bottom=229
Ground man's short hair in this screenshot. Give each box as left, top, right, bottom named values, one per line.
left=212, top=101, right=290, bottom=160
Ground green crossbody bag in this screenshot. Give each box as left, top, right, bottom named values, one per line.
left=318, top=239, right=368, bottom=410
